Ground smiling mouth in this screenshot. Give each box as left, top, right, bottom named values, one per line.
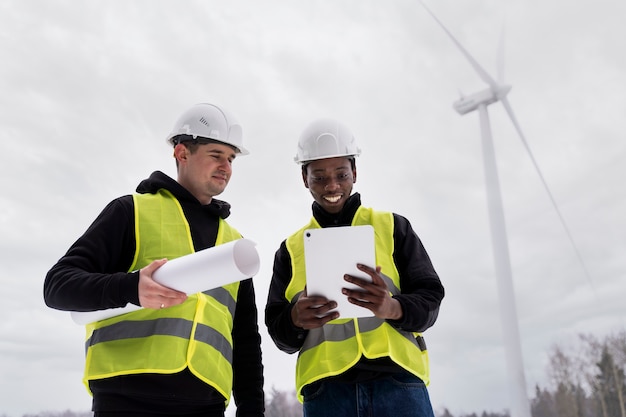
left=324, top=194, right=342, bottom=203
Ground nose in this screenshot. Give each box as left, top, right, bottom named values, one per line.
left=218, top=157, right=232, bottom=172
left=324, top=179, right=340, bottom=191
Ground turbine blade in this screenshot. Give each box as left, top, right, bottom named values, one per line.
left=500, top=97, right=594, bottom=286
left=419, top=0, right=499, bottom=90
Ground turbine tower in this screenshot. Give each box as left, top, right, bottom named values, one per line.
left=419, top=2, right=591, bottom=417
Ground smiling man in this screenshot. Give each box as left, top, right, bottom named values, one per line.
left=44, top=103, right=265, bottom=417
left=265, top=118, right=445, bottom=417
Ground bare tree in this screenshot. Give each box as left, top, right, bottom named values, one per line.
left=578, top=333, right=607, bottom=417
left=265, top=386, right=302, bottom=417
left=546, top=344, right=586, bottom=417
left=607, top=330, right=626, bottom=417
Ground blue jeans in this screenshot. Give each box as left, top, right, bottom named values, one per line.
left=302, top=371, right=435, bottom=417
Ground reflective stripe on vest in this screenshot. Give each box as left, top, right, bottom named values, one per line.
left=285, top=206, right=430, bottom=401
left=83, top=189, right=241, bottom=404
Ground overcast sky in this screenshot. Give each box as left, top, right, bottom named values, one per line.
left=1, top=0, right=625, bottom=416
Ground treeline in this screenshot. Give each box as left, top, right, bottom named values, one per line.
left=436, top=329, right=626, bottom=417
left=531, top=330, right=626, bottom=417
left=7, top=330, right=625, bottom=417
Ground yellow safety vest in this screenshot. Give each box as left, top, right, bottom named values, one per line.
left=285, top=206, right=430, bottom=401
left=83, top=189, right=241, bottom=405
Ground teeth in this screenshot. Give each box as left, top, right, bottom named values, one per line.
left=324, top=195, right=341, bottom=203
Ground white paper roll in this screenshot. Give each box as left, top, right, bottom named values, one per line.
left=70, top=238, right=260, bottom=325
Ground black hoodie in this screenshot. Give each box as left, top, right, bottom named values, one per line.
left=44, top=171, right=264, bottom=416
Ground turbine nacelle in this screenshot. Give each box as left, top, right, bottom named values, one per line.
left=453, top=84, right=512, bottom=115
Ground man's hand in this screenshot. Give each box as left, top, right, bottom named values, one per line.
left=342, top=264, right=403, bottom=320
left=291, top=287, right=340, bottom=329
left=138, top=259, right=188, bottom=309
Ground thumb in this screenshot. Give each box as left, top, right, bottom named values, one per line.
left=143, top=258, right=168, bottom=276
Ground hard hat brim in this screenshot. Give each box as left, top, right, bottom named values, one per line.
left=294, top=152, right=360, bottom=164
left=167, top=134, right=250, bottom=155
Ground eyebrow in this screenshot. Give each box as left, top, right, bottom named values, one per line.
left=311, top=166, right=349, bottom=174
left=206, top=147, right=236, bottom=160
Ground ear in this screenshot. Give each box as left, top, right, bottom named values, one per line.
left=352, top=167, right=357, bottom=184
left=302, top=169, right=310, bottom=189
left=173, top=143, right=188, bottom=163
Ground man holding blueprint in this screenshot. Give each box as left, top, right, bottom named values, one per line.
left=44, top=103, right=265, bottom=417
left=265, top=118, right=445, bottom=417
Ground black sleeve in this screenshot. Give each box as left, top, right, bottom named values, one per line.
left=43, top=196, right=140, bottom=311
left=265, top=241, right=308, bottom=354
left=231, top=278, right=265, bottom=417
left=386, top=214, right=445, bottom=332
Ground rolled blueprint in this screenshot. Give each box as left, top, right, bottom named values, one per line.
left=71, top=238, right=260, bottom=325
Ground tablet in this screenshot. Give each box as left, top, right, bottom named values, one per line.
left=303, top=225, right=376, bottom=318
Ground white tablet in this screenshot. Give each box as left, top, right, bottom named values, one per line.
left=303, top=225, right=376, bottom=318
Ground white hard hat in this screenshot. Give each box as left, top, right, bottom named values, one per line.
left=294, top=118, right=361, bottom=164
left=166, top=103, right=249, bottom=155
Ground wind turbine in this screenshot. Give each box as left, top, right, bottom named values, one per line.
left=419, top=2, right=592, bottom=417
